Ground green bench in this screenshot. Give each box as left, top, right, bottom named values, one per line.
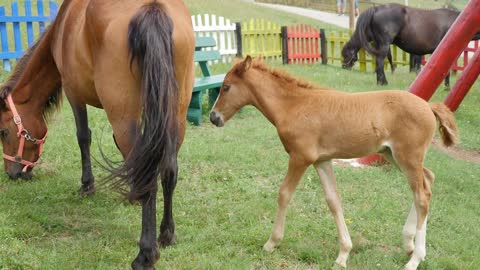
left=187, top=37, right=226, bottom=125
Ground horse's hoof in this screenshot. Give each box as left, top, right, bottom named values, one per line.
left=78, top=184, right=96, bottom=197
left=263, top=240, right=276, bottom=253
left=131, top=245, right=159, bottom=270
left=158, top=231, right=177, bottom=247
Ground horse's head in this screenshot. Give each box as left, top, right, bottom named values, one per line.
left=0, top=92, right=47, bottom=179
left=210, top=56, right=254, bottom=127
left=341, top=42, right=358, bottom=70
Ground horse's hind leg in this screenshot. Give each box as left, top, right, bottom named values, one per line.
left=389, top=148, right=433, bottom=270
left=314, top=160, right=352, bottom=268
left=70, top=102, right=95, bottom=196
left=402, top=167, right=435, bottom=259
left=263, top=158, right=308, bottom=252
left=158, top=161, right=178, bottom=246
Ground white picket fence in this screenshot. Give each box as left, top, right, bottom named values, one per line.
left=192, top=14, right=238, bottom=62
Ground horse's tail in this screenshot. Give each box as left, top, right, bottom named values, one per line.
left=356, top=6, right=378, bottom=55
left=111, top=2, right=178, bottom=201
left=430, top=103, right=458, bottom=147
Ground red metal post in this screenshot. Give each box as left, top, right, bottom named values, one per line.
left=444, top=48, right=480, bottom=112
left=409, top=0, right=480, bottom=100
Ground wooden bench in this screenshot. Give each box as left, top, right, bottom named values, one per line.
left=187, top=37, right=225, bottom=125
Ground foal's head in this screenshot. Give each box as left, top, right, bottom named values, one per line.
left=210, top=56, right=254, bottom=127
left=341, top=42, right=358, bottom=69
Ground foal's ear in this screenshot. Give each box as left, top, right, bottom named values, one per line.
left=236, top=55, right=252, bottom=76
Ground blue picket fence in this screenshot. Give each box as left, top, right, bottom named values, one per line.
left=0, top=0, right=58, bottom=71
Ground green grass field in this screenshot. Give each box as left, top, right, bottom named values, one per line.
left=0, top=1, right=479, bottom=269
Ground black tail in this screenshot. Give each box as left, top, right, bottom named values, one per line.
left=356, top=6, right=378, bottom=55
left=108, top=2, right=178, bottom=201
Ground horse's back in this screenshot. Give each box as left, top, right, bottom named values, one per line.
left=53, top=0, right=194, bottom=112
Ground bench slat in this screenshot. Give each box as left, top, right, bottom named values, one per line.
left=193, top=74, right=225, bottom=92
left=195, top=36, right=216, bottom=49
left=194, top=50, right=221, bottom=62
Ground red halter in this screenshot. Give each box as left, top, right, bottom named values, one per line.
left=2, top=93, right=47, bottom=173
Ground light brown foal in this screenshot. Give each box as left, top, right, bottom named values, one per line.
left=210, top=56, right=458, bottom=270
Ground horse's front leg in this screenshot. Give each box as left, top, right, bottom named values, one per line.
left=158, top=160, right=178, bottom=246
left=70, top=102, right=95, bottom=196
left=264, top=157, right=308, bottom=252
left=132, top=190, right=160, bottom=270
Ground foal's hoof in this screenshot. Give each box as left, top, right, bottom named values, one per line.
left=131, top=259, right=155, bottom=270
left=158, top=231, right=177, bottom=247
left=263, top=240, right=276, bottom=253
left=78, top=184, right=96, bottom=197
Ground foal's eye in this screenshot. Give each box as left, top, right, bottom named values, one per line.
left=223, top=84, right=230, bottom=91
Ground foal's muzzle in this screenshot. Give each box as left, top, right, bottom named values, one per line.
left=210, top=111, right=224, bottom=127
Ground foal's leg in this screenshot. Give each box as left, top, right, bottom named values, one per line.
left=70, top=102, right=95, bottom=195
left=402, top=168, right=435, bottom=258
left=263, top=158, right=308, bottom=252
left=314, top=160, right=352, bottom=268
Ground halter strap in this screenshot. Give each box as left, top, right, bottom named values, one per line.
left=2, top=93, right=47, bottom=173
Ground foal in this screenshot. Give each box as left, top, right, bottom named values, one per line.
left=210, top=56, right=458, bottom=270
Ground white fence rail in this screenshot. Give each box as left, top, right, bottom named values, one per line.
left=192, top=14, right=238, bottom=62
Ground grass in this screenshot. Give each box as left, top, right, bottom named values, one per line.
left=0, top=1, right=479, bottom=270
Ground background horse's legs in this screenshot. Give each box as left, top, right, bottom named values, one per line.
left=314, top=160, right=352, bottom=268
left=375, top=46, right=390, bottom=85
left=69, top=101, right=95, bottom=196
left=132, top=190, right=160, bottom=270
left=263, top=158, right=308, bottom=252
left=158, top=161, right=178, bottom=246
left=387, top=49, right=395, bottom=74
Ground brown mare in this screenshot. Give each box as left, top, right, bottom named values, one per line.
left=210, top=56, right=459, bottom=270
left=0, top=0, right=194, bottom=269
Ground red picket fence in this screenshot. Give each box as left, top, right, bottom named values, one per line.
left=452, top=40, right=479, bottom=72
left=283, top=24, right=326, bottom=64
left=421, top=40, right=479, bottom=72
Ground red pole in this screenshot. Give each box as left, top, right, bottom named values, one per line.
left=409, top=0, right=480, bottom=100
left=444, top=48, right=480, bottom=112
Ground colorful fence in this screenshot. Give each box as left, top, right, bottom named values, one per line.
left=0, top=0, right=58, bottom=71
left=452, top=40, right=479, bottom=72
left=191, top=14, right=238, bottom=63
left=241, top=19, right=282, bottom=60
left=327, top=31, right=409, bottom=72
left=284, top=24, right=326, bottom=64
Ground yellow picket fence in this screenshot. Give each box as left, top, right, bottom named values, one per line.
left=241, top=19, right=282, bottom=60
left=327, top=31, right=410, bottom=72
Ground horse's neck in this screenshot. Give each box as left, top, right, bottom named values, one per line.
left=248, top=71, right=305, bottom=127
left=11, top=29, right=61, bottom=110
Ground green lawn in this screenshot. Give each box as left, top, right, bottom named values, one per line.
left=0, top=1, right=479, bottom=270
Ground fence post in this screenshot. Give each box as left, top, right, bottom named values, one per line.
left=235, top=22, right=242, bottom=57
left=320, top=29, right=327, bottom=65
left=281, top=26, right=288, bottom=64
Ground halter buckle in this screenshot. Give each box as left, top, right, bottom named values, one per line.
left=15, top=156, right=22, bottom=163
left=13, top=115, right=21, bottom=125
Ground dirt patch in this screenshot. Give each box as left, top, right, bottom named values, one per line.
left=431, top=139, right=480, bottom=165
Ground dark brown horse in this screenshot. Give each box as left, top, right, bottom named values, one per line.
left=342, top=3, right=480, bottom=85
left=0, top=0, right=194, bottom=269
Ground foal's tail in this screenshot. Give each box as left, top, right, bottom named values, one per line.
left=356, top=6, right=378, bottom=56
left=111, top=2, right=178, bottom=201
left=430, top=103, right=459, bottom=147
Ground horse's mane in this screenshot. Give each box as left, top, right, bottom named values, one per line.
left=243, top=59, right=316, bottom=90
left=0, top=25, right=63, bottom=121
